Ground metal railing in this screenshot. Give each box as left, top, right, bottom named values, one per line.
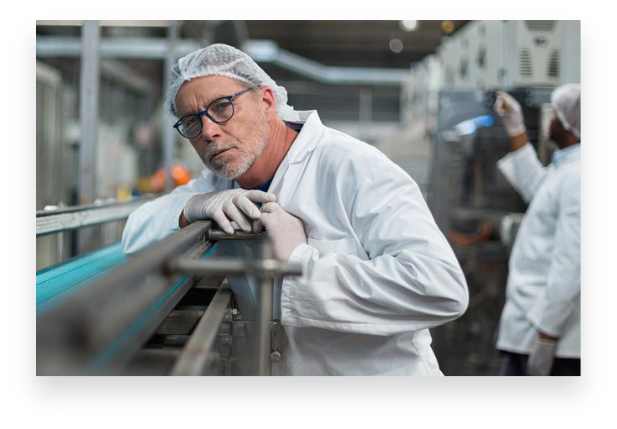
left=36, top=220, right=302, bottom=376
left=36, top=197, right=155, bottom=237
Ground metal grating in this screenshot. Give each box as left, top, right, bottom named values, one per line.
left=548, top=49, right=560, bottom=77
left=519, top=48, right=532, bottom=77
left=524, top=20, right=556, bottom=32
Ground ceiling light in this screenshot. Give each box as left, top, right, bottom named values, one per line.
left=400, top=20, right=419, bottom=31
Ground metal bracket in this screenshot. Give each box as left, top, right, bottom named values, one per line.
left=269, top=321, right=284, bottom=363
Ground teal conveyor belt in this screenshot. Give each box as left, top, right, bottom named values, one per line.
left=36, top=243, right=127, bottom=314
left=36, top=243, right=219, bottom=315
left=37, top=239, right=219, bottom=374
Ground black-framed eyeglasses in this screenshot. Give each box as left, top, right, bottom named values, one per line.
left=173, top=86, right=256, bottom=139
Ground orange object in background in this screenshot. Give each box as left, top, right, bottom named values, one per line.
left=151, top=165, right=191, bottom=192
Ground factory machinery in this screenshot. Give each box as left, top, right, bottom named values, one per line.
left=390, top=20, right=580, bottom=375
left=37, top=21, right=580, bottom=376
left=36, top=201, right=301, bottom=376
left=426, top=87, right=555, bottom=375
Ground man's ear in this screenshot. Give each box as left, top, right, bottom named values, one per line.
left=259, top=86, right=278, bottom=120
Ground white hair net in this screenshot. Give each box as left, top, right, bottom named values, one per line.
left=165, top=43, right=300, bottom=121
left=551, top=83, right=581, bottom=139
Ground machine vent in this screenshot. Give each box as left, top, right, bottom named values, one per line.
left=459, top=59, right=469, bottom=78
left=519, top=49, right=532, bottom=76
left=477, top=47, right=486, bottom=69
left=548, top=49, right=560, bottom=77
left=524, top=20, right=556, bottom=32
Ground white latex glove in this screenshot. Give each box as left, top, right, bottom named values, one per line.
left=527, top=337, right=557, bottom=376
left=183, top=189, right=277, bottom=234
left=494, top=91, right=527, bottom=137
left=258, top=202, right=307, bottom=261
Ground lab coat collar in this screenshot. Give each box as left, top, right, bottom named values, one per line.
left=284, top=110, right=326, bottom=165
left=551, top=143, right=580, bottom=167
left=225, top=110, right=324, bottom=192
left=266, top=110, right=325, bottom=197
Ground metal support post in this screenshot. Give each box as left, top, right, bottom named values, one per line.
left=162, top=21, right=180, bottom=193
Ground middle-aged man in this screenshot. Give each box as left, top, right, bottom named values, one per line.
left=493, top=85, right=581, bottom=376
left=122, top=44, right=468, bottom=376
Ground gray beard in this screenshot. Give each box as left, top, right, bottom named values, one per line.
left=201, top=137, right=267, bottom=180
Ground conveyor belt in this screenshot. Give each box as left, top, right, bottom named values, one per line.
left=36, top=221, right=296, bottom=375
left=36, top=242, right=219, bottom=315
left=36, top=243, right=126, bottom=314
left=36, top=226, right=223, bottom=375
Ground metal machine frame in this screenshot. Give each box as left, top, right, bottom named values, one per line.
left=37, top=204, right=302, bottom=376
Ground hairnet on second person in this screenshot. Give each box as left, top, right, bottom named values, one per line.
left=551, top=84, right=581, bottom=138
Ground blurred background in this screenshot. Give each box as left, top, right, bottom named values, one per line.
left=36, top=20, right=580, bottom=375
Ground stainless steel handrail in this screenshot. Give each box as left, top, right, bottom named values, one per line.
left=36, top=221, right=214, bottom=375
left=36, top=196, right=156, bottom=237
left=36, top=220, right=303, bottom=376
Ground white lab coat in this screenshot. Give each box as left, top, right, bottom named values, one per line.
left=122, top=110, right=469, bottom=375
left=496, top=143, right=580, bottom=358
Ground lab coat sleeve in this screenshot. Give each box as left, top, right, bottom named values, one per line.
left=121, top=176, right=215, bottom=257
left=527, top=175, right=581, bottom=337
left=280, top=160, right=469, bottom=336
left=497, top=143, right=548, bottom=203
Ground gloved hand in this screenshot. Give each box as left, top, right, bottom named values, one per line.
left=494, top=91, right=527, bottom=137
left=183, top=189, right=277, bottom=234
left=258, top=202, right=307, bottom=261
left=527, top=336, right=557, bottom=376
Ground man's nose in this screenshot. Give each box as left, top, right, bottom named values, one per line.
left=201, top=115, right=223, bottom=141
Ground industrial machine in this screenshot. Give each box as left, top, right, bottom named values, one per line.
left=425, top=87, right=556, bottom=375
left=388, top=20, right=580, bottom=375
left=437, top=20, right=580, bottom=90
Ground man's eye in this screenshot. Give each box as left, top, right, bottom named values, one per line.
left=212, top=101, right=232, bottom=112
left=184, top=116, right=198, bottom=127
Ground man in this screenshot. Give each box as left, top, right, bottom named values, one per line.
left=122, top=44, right=468, bottom=375
left=493, top=85, right=581, bottom=376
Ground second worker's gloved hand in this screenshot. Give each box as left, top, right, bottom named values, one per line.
left=527, top=336, right=557, bottom=376
left=183, top=189, right=277, bottom=234
left=494, top=91, right=527, bottom=137
left=258, top=202, right=307, bottom=261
